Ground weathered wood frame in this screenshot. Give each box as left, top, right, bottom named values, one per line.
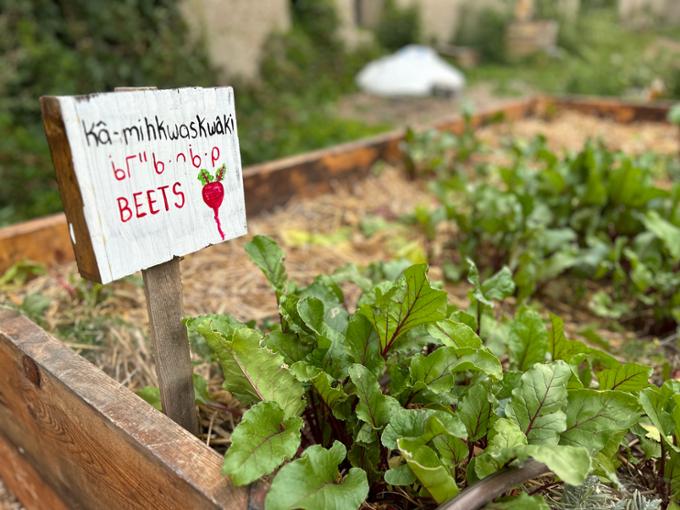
left=0, top=96, right=671, bottom=509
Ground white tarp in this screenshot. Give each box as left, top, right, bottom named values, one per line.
left=356, top=45, right=465, bottom=97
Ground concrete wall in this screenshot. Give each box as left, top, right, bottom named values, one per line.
left=335, top=0, right=371, bottom=47
left=336, top=0, right=487, bottom=47
left=180, top=0, right=589, bottom=82
left=397, top=0, right=462, bottom=44
left=335, top=0, right=391, bottom=47
left=618, top=0, right=680, bottom=26
left=394, top=0, right=514, bottom=44
left=181, top=0, right=290, bottom=81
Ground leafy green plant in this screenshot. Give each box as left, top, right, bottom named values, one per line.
left=0, top=260, right=46, bottom=288
left=375, top=0, right=421, bottom=52
left=401, top=106, right=493, bottom=178
left=453, top=5, right=511, bottom=64
left=185, top=236, right=677, bottom=509
left=412, top=134, right=680, bottom=335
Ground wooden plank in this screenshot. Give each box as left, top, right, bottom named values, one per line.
left=0, top=432, right=68, bottom=510
left=142, top=257, right=199, bottom=434
left=1, top=96, right=672, bottom=274
left=551, top=95, right=673, bottom=123
left=0, top=213, right=71, bottom=271
left=0, top=307, right=248, bottom=510
left=40, top=97, right=101, bottom=281
left=243, top=128, right=403, bottom=216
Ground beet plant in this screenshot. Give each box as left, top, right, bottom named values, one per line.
left=405, top=132, right=680, bottom=335
left=185, top=236, right=678, bottom=509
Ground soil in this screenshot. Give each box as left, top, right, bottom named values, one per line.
left=0, top=110, right=677, bottom=508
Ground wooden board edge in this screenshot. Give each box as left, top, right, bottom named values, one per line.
left=0, top=213, right=71, bottom=272
left=0, top=431, right=69, bottom=510
left=0, top=307, right=248, bottom=510
left=550, top=94, right=672, bottom=123
left=40, top=96, right=101, bottom=282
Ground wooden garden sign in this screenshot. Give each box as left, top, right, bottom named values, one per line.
left=40, top=87, right=247, bottom=434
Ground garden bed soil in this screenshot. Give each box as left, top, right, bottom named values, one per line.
left=0, top=98, right=677, bottom=509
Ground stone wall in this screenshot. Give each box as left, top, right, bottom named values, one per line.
left=618, top=0, right=680, bottom=27
left=181, top=0, right=290, bottom=81
left=395, top=0, right=464, bottom=44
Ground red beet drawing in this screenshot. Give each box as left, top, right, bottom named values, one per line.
left=198, top=164, right=226, bottom=240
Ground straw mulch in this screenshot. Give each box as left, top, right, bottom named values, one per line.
left=0, top=481, right=21, bottom=510
left=480, top=110, right=678, bottom=155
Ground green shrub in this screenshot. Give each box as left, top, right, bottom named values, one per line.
left=291, top=0, right=342, bottom=54
left=453, top=5, right=511, bottom=64
left=0, top=0, right=215, bottom=226
left=375, top=0, right=421, bottom=52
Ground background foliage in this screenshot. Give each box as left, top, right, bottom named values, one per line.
left=0, top=0, right=216, bottom=225
left=374, top=0, right=422, bottom=52
left=0, top=0, right=386, bottom=226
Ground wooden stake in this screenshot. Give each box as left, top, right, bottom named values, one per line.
left=113, top=87, right=198, bottom=435
left=142, top=257, right=199, bottom=435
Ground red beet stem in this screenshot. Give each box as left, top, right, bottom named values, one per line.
left=213, top=207, right=225, bottom=240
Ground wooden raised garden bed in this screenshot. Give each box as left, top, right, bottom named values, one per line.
left=0, top=95, right=673, bottom=510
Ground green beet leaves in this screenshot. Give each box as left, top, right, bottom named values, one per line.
left=265, top=442, right=369, bottom=510
left=188, top=236, right=668, bottom=508
left=359, top=264, right=447, bottom=356
left=506, top=361, right=571, bottom=445
left=223, top=401, right=302, bottom=485
left=195, top=324, right=305, bottom=418
left=508, top=307, right=548, bottom=371
left=245, top=235, right=288, bottom=295
left=561, top=389, right=640, bottom=452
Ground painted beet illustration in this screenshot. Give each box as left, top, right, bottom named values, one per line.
left=198, top=164, right=226, bottom=240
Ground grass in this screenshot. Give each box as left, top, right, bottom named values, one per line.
left=465, top=8, right=680, bottom=99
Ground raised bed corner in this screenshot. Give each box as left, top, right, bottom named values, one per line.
left=0, top=307, right=249, bottom=509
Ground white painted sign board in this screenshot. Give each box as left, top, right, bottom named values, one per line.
left=42, top=87, right=247, bottom=283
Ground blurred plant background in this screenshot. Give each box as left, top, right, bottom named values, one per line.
left=0, top=0, right=215, bottom=224
left=1, top=0, right=679, bottom=226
